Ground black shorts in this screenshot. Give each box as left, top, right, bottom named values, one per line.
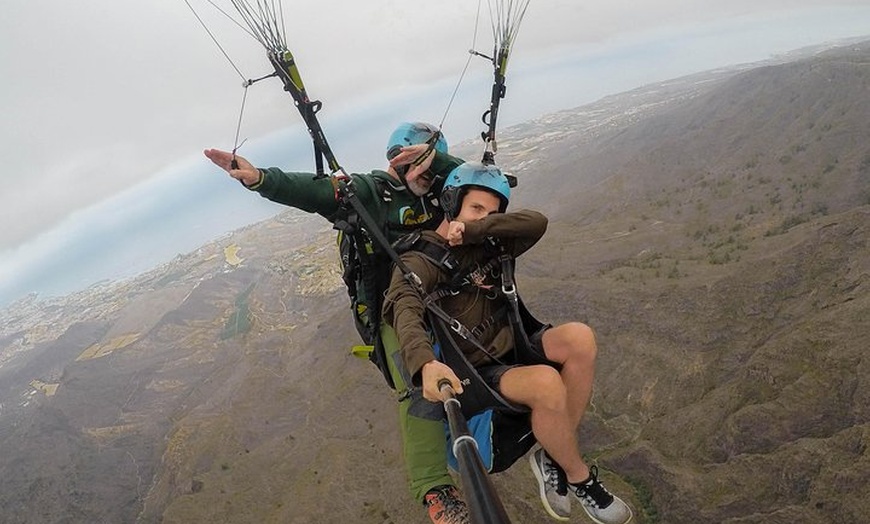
left=476, top=324, right=551, bottom=393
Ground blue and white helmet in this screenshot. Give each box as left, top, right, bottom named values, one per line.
left=385, top=122, right=448, bottom=160
left=441, top=161, right=511, bottom=219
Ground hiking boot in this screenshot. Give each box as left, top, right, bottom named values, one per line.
left=569, top=465, right=633, bottom=524
left=424, top=485, right=470, bottom=524
left=528, top=448, right=571, bottom=521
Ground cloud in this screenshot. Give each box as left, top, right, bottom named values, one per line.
left=1, top=0, right=868, bottom=259
left=0, top=150, right=282, bottom=306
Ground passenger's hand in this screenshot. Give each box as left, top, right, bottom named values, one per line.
left=203, top=149, right=261, bottom=187
left=446, top=221, right=466, bottom=246
left=421, top=360, right=463, bottom=402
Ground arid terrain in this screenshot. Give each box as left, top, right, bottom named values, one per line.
left=1, top=39, right=868, bottom=523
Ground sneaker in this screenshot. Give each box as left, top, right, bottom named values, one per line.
left=528, top=448, right=571, bottom=521
left=424, top=485, right=470, bottom=524
left=569, top=465, right=633, bottom=524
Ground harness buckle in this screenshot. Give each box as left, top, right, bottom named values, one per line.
left=406, top=271, right=423, bottom=289
left=440, top=252, right=458, bottom=271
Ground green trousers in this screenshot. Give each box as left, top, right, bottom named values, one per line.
left=381, top=324, right=454, bottom=503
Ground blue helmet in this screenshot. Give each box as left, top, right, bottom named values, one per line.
left=386, top=122, right=448, bottom=160
left=441, top=161, right=511, bottom=219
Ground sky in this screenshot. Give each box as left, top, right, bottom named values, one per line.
left=1, top=0, right=869, bottom=307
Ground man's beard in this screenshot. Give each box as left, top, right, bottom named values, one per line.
left=407, top=175, right=433, bottom=196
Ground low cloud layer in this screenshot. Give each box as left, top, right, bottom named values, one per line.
left=1, top=1, right=868, bottom=292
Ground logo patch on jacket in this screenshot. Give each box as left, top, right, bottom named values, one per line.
left=399, top=206, right=432, bottom=226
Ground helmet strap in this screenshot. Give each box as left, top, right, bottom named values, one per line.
left=440, top=186, right=465, bottom=222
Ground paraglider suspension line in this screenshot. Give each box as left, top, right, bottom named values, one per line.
left=231, top=85, right=249, bottom=169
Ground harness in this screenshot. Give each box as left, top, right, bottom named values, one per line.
left=333, top=174, right=442, bottom=389
left=393, top=231, right=555, bottom=408
left=394, top=231, right=559, bottom=474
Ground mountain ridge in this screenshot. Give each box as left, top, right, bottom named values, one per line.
left=1, top=39, right=869, bottom=523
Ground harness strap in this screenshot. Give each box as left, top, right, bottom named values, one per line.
left=469, top=306, right=507, bottom=339
left=331, top=176, right=423, bottom=390
left=497, top=253, right=537, bottom=360
left=426, top=286, right=462, bottom=302
left=390, top=228, right=534, bottom=368
left=425, top=255, right=500, bottom=303
left=427, top=249, right=535, bottom=366
left=423, top=295, right=509, bottom=366
left=415, top=236, right=460, bottom=272
left=460, top=257, right=499, bottom=287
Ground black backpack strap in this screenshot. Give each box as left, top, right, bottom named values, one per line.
left=333, top=175, right=401, bottom=389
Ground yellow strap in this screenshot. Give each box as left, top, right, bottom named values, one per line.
left=351, top=345, right=374, bottom=360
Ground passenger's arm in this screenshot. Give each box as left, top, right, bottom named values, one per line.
left=382, top=254, right=450, bottom=388
left=462, top=209, right=548, bottom=257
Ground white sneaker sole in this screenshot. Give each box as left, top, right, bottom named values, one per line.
left=528, top=451, right=570, bottom=522
left=577, top=494, right=634, bottom=524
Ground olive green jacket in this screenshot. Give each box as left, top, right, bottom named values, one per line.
left=248, top=151, right=463, bottom=242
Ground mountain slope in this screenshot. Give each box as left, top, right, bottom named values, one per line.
left=1, top=39, right=868, bottom=523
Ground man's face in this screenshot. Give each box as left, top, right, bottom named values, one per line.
left=405, top=167, right=434, bottom=196
left=456, top=188, right=501, bottom=222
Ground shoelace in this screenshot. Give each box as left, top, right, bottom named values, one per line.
left=543, top=454, right=569, bottom=496
left=572, top=465, right=614, bottom=509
